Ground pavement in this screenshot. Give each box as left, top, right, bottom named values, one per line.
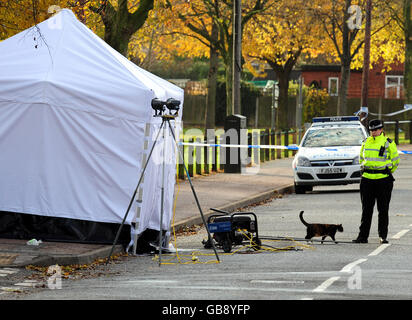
left=0, top=157, right=295, bottom=268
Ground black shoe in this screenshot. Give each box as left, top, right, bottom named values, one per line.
left=380, top=238, right=389, bottom=244
left=352, top=238, right=368, bottom=243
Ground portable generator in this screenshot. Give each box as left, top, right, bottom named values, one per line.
left=202, top=208, right=261, bottom=253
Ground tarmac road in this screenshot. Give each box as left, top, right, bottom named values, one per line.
left=6, top=150, right=412, bottom=302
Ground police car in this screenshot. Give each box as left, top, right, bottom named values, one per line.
left=292, top=116, right=368, bottom=194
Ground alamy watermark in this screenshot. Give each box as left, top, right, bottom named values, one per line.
left=47, top=264, right=62, bottom=290
left=47, top=5, right=62, bottom=29
left=347, top=265, right=362, bottom=290
left=347, top=5, right=362, bottom=30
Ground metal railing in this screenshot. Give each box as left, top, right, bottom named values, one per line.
left=383, top=120, right=412, bottom=145
left=177, top=128, right=304, bottom=179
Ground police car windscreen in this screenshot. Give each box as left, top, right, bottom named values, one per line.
left=302, top=128, right=365, bottom=147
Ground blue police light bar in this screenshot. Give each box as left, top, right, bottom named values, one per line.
left=312, top=116, right=360, bottom=123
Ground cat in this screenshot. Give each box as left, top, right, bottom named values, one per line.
left=299, top=211, right=343, bottom=244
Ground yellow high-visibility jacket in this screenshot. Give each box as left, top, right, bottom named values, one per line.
left=360, top=133, right=400, bottom=180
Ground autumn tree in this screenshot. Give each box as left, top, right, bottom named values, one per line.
left=162, top=0, right=270, bottom=118
left=312, top=0, right=398, bottom=115
left=312, top=0, right=364, bottom=116
left=85, top=0, right=154, bottom=56
left=405, top=0, right=412, bottom=103
left=129, top=0, right=218, bottom=129
left=383, top=0, right=411, bottom=103
left=0, top=0, right=70, bottom=40
left=243, top=0, right=322, bottom=130
left=0, top=1, right=153, bottom=57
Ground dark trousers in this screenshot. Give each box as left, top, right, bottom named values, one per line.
left=358, top=176, right=393, bottom=240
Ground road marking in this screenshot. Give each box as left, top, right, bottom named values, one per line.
left=250, top=280, right=305, bottom=284
left=0, top=268, right=19, bottom=277
left=310, top=225, right=410, bottom=295
left=368, top=244, right=391, bottom=256
left=128, top=280, right=178, bottom=284
left=14, top=280, right=39, bottom=288
left=312, top=276, right=340, bottom=293
left=0, top=268, right=18, bottom=274
left=126, top=283, right=323, bottom=294
left=391, top=229, right=410, bottom=239
left=340, top=258, right=368, bottom=273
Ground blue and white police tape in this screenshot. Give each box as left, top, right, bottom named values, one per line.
left=178, top=142, right=299, bottom=151
left=179, top=142, right=412, bottom=154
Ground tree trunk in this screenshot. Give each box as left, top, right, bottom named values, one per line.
left=225, top=57, right=233, bottom=116
left=360, top=0, right=372, bottom=109
left=338, top=62, right=351, bottom=115
left=232, top=0, right=242, bottom=115
left=337, top=0, right=352, bottom=116
left=405, top=0, right=412, bottom=104
left=223, top=32, right=234, bottom=116
left=276, top=72, right=290, bottom=130
left=104, top=27, right=133, bottom=57
left=205, top=23, right=219, bottom=130
left=76, top=0, right=87, bottom=23
left=96, top=0, right=154, bottom=57
left=266, top=50, right=302, bottom=130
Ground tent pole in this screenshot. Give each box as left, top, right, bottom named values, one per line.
left=106, top=120, right=165, bottom=265
left=167, top=120, right=220, bottom=262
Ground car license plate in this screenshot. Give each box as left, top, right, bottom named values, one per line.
left=319, top=168, right=343, bottom=174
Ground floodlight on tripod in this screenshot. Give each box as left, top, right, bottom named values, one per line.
left=106, top=97, right=220, bottom=266
left=151, top=98, right=181, bottom=117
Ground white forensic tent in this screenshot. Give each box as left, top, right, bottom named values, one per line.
left=0, top=9, right=183, bottom=243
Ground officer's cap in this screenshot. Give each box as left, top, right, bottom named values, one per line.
left=369, top=119, right=384, bottom=130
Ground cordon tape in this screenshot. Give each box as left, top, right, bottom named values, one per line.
left=179, top=142, right=412, bottom=154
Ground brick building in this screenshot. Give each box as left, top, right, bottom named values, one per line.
left=300, top=61, right=404, bottom=100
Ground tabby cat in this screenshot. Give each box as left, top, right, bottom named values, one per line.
left=299, top=211, right=343, bottom=243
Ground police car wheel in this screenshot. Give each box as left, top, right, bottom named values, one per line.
left=294, top=183, right=306, bottom=194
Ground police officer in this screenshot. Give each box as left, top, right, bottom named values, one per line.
left=353, top=119, right=400, bottom=244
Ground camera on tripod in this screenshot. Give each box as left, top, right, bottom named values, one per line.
left=151, top=98, right=181, bottom=117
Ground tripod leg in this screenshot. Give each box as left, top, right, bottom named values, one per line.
left=106, top=120, right=165, bottom=264
left=167, top=121, right=220, bottom=262
left=158, top=120, right=167, bottom=266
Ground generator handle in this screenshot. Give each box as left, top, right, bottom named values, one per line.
left=207, top=213, right=227, bottom=224
left=230, top=212, right=259, bottom=238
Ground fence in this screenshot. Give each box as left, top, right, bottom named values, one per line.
left=177, top=128, right=305, bottom=180
left=383, top=120, right=412, bottom=145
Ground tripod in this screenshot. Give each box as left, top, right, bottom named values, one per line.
left=106, top=113, right=220, bottom=266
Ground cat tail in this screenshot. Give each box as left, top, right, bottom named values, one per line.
left=299, top=211, right=309, bottom=227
